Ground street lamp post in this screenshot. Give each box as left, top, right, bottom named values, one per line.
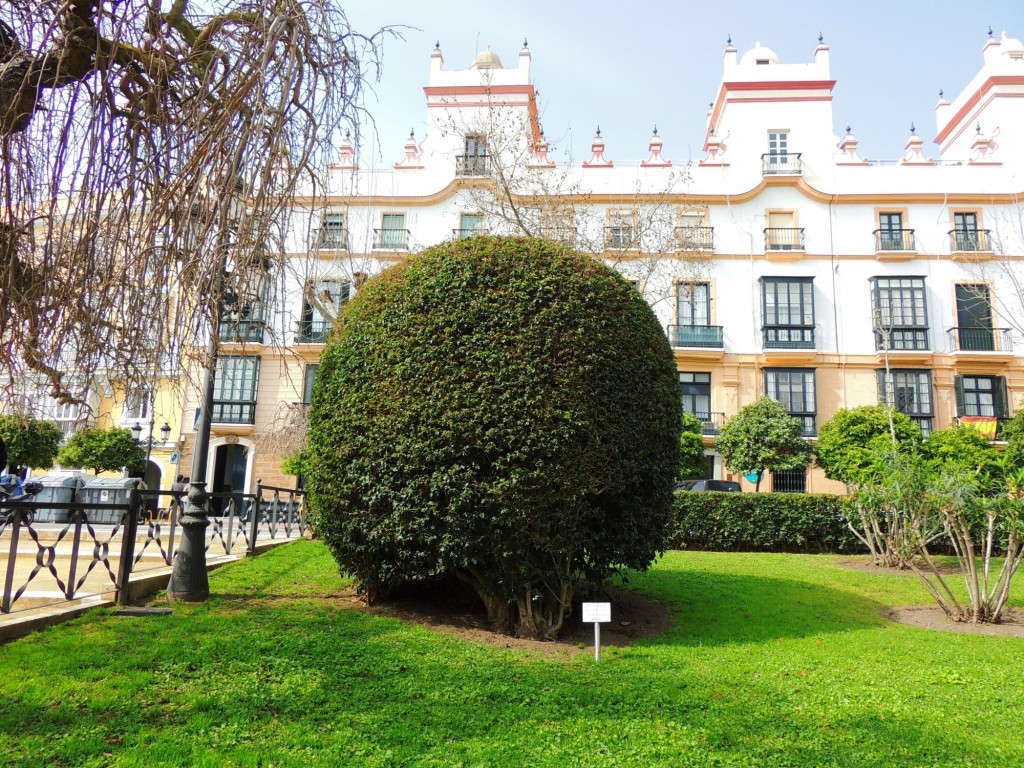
left=167, top=184, right=261, bottom=602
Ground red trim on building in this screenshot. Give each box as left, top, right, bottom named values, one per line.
left=934, top=75, right=1024, bottom=145
left=423, top=85, right=542, bottom=144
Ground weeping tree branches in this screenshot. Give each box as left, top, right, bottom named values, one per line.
left=1, top=0, right=392, bottom=404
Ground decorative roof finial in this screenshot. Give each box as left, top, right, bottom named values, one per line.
left=409, top=128, right=415, bottom=139
left=652, top=125, right=658, bottom=136
left=727, top=34, right=732, bottom=45
left=345, top=129, right=351, bottom=140
left=988, top=26, right=994, bottom=37
left=910, top=122, right=916, bottom=134
left=595, top=125, right=601, bottom=137
left=435, top=41, right=440, bottom=49
left=818, top=32, right=824, bottom=44
left=977, top=122, right=982, bottom=133
left=523, top=38, right=528, bottom=47
left=939, top=89, right=944, bottom=98
left=846, top=125, right=851, bottom=134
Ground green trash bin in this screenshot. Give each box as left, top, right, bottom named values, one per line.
left=80, top=477, right=147, bottom=525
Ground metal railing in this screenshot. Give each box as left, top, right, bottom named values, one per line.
left=947, top=327, right=1013, bottom=352
left=772, top=469, right=808, bottom=493
left=538, top=227, right=576, bottom=247
left=1, top=482, right=307, bottom=616
left=763, top=326, right=816, bottom=349
left=297, top=320, right=332, bottom=344
left=668, top=324, right=724, bottom=348
left=211, top=401, right=257, bottom=424
left=761, top=153, right=803, bottom=175
left=372, top=229, right=411, bottom=250
left=456, top=155, right=490, bottom=176
left=764, top=227, right=806, bottom=251
left=453, top=228, right=485, bottom=240
left=674, top=226, right=714, bottom=251
left=689, top=411, right=726, bottom=436
left=873, top=228, right=916, bottom=252
left=218, top=318, right=265, bottom=344
left=317, top=229, right=349, bottom=250
left=948, top=229, right=992, bottom=252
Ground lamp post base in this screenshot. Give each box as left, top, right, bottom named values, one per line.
left=166, top=481, right=211, bottom=602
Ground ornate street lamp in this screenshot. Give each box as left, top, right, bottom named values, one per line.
left=167, top=181, right=262, bottom=602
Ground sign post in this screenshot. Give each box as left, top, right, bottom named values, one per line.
left=582, top=602, right=611, bottom=662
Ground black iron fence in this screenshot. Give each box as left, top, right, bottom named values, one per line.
left=0, top=481, right=307, bottom=617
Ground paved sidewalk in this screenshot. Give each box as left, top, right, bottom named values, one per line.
left=1, top=526, right=304, bottom=642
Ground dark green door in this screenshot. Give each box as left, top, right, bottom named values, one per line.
left=955, top=285, right=993, bottom=351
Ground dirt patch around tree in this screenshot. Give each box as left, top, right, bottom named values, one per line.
left=315, top=582, right=673, bottom=658
left=885, top=605, right=1024, bottom=637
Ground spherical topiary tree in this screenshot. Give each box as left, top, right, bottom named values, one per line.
left=307, top=236, right=681, bottom=639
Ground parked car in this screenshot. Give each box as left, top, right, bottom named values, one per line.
left=674, top=479, right=742, bottom=492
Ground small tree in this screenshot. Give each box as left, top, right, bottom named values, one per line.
left=0, top=415, right=63, bottom=474
left=715, top=397, right=812, bottom=492
left=678, top=412, right=708, bottom=480
left=57, top=427, right=146, bottom=476
left=816, top=405, right=922, bottom=567
left=816, top=405, right=921, bottom=484
left=308, top=236, right=681, bottom=640
left=922, top=425, right=1003, bottom=479
left=1001, top=410, right=1024, bottom=469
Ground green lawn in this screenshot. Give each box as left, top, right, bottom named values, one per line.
left=2, top=542, right=1023, bottom=767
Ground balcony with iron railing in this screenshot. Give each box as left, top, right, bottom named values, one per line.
left=539, top=227, right=576, bottom=247
left=761, top=153, right=802, bottom=175
left=688, top=411, right=726, bottom=436
left=297, top=320, right=332, bottom=344
left=453, top=228, right=486, bottom=240
left=668, top=324, right=724, bottom=349
left=764, top=227, right=805, bottom=251
left=373, top=229, right=411, bottom=250
left=947, top=327, right=1013, bottom=353
left=948, top=229, right=993, bottom=253
left=212, top=401, right=257, bottom=425
left=873, top=228, right=916, bottom=252
left=316, top=228, right=348, bottom=250
left=456, top=155, right=491, bottom=176
left=763, top=326, right=815, bottom=350
left=674, top=226, right=714, bottom=251
left=218, top=318, right=265, bottom=344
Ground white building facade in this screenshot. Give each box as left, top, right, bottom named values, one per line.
left=187, top=34, right=1024, bottom=494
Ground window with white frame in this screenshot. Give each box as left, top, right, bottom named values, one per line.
left=123, top=388, right=150, bottom=423
left=606, top=211, right=635, bottom=249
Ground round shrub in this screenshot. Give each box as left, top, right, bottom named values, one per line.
left=307, top=236, right=681, bottom=639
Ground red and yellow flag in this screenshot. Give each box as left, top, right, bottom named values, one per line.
left=959, top=416, right=998, bottom=439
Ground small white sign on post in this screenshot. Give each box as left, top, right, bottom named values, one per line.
left=582, top=602, right=612, bottom=661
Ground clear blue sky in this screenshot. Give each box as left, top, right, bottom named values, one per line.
left=344, top=0, right=1024, bottom=166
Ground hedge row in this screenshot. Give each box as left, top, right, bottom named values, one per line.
left=671, top=492, right=864, bottom=554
